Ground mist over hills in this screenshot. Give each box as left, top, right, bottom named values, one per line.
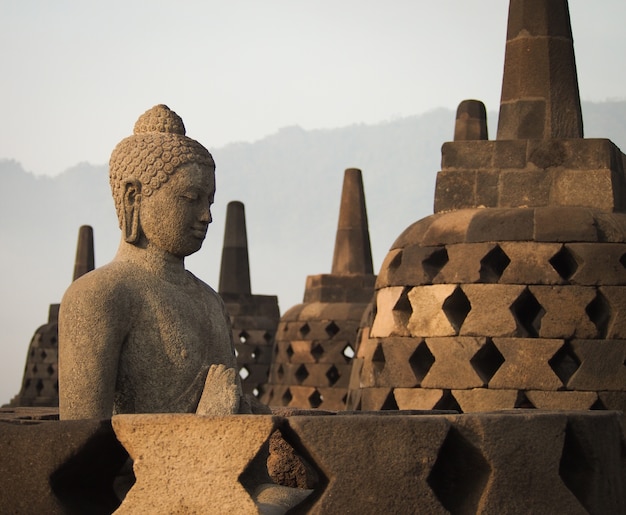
left=1, top=100, right=625, bottom=404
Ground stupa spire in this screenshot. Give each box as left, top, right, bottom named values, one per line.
left=72, top=225, right=95, bottom=281
left=497, top=0, right=583, bottom=140
left=219, top=201, right=251, bottom=295
left=331, top=168, right=373, bottom=275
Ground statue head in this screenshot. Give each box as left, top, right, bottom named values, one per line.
left=109, top=105, right=216, bottom=255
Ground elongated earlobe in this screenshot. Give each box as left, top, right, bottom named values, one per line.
left=122, top=180, right=141, bottom=244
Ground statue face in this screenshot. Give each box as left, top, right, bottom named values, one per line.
left=139, top=162, right=215, bottom=258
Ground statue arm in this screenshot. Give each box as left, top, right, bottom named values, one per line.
left=58, top=274, right=128, bottom=420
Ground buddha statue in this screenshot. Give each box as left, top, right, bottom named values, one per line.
left=58, top=105, right=247, bottom=419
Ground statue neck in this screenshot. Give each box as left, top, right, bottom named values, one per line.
left=114, top=238, right=189, bottom=284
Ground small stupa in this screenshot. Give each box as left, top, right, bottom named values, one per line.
left=218, top=201, right=280, bottom=399
left=9, top=225, right=95, bottom=407
left=262, top=168, right=376, bottom=410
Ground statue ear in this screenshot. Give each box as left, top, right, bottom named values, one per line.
left=122, top=180, right=141, bottom=243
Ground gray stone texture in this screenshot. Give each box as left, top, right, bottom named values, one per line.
left=454, top=100, right=488, bottom=141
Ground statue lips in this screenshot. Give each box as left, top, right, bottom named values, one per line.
left=191, top=225, right=208, bottom=239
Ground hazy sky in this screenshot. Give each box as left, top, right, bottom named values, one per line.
left=1, top=0, right=625, bottom=176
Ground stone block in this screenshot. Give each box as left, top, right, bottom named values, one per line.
left=466, top=208, right=534, bottom=242
left=452, top=388, right=518, bottom=412
left=370, top=287, right=411, bottom=338
left=374, top=338, right=427, bottom=388
left=435, top=243, right=494, bottom=284
left=421, top=337, right=485, bottom=389
left=391, top=214, right=442, bottom=250
left=441, top=141, right=496, bottom=170
left=393, top=388, right=444, bottom=410
left=446, top=411, right=624, bottom=514
left=286, top=414, right=450, bottom=514
left=422, top=209, right=477, bottom=245
left=534, top=206, right=598, bottom=242
left=497, top=100, right=548, bottom=140
left=529, top=285, right=597, bottom=339
left=375, top=248, right=403, bottom=288
left=499, top=169, right=552, bottom=207
left=454, top=99, right=488, bottom=141
left=493, top=140, right=528, bottom=169
left=499, top=242, right=563, bottom=284
left=601, top=286, right=626, bottom=338
left=0, top=418, right=127, bottom=515
left=551, top=169, right=615, bottom=211
left=433, top=170, right=476, bottom=212
left=359, top=387, right=394, bottom=411
left=567, top=243, right=626, bottom=285
left=475, top=170, right=500, bottom=208
left=397, top=244, right=450, bottom=285
left=524, top=390, right=597, bottom=410
left=489, top=338, right=564, bottom=390
left=407, top=285, right=458, bottom=337
left=568, top=340, right=626, bottom=391
left=113, top=414, right=278, bottom=514
left=460, top=284, right=525, bottom=337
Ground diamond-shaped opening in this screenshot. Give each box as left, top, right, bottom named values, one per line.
left=250, top=346, right=260, bottom=361
left=295, top=364, right=309, bottom=384
left=389, top=249, right=403, bottom=270
left=548, top=342, right=581, bottom=386
left=252, top=387, right=260, bottom=397
left=559, top=422, right=595, bottom=513
left=32, top=364, right=38, bottom=374
left=311, top=343, right=324, bottom=362
left=408, top=340, right=435, bottom=385
left=549, top=245, right=580, bottom=281
left=510, top=288, right=545, bottom=337
left=263, top=331, right=273, bottom=344
left=589, top=397, right=606, bottom=410
left=514, top=391, right=535, bottom=409
left=586, top=290, right=612, bottom=339
left=423, top=247, right=449, bottom=282
left=427, top=426, right=491, bottom=513
left=325, top=365, right=340, bottom=386
left=245, top=428, right=325, bottom=512
left=50, top=336, right=57, bottom=346
left=325, top=321, right=340, bottom=338
left=479, top=245, right=511, bottom=283
left=234, top=347, right=240, bottom=358
left=342, top=344, right=355, bottom=360
left=308, top=390, right=323, bottom=408
left=299, top=323, right=311, bottom=337
left=470, top=338, right=505, bottom=385
left=442, top=286, right=471, bottom=334
left=54, top=380, right=59, bottom=393
left=286, top=344, right=294, bottom=360
left=380, top=390, right=399, bottom=410
left=433, top=390, right=461, bottom=412
left=47, top=364, right=55, bottom=376
left=393, top=287, right=414, bottom=324
left=372, top=342, right=386, bottom=374
left=35, top=379, right=44, bottom=395
left=282, top=388, right=293, bottom=405
left=620, top=252, right=626, bottom=269
left=40, top=350, right=47, bottom=359
left=239, top=366, right=250, bottom=381
left=239, top=331, right=249, bottom=344
left=276, top=364, right=285, bottom=380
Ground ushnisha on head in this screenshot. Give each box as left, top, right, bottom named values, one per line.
left=109, top=104, right=215, bottom=244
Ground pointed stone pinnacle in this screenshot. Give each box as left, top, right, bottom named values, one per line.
left=219, top=201, right=251, bottom=295
left=331, top=168, right=374, bottom=275
left=497, top=0, right=583, bottom=140
left=72, top=225, right=95, bottom=282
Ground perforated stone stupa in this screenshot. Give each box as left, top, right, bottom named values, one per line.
left=348, top=0, right=626, bottom=415
left=9, top=225, right=95, bottom=408
left=218, top=201, right=280, bottom=399
left=263, top=168, right=376, bottom=410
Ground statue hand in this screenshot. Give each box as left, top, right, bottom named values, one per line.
left=196, top=364, right=241, bottom=416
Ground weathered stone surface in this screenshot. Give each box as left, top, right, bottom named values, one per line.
left=466, top=208, right=535, bottom=242
left=499, top=242, right=563, bottom=284
left=287, top=414, right=449, bottom=514
left=358, top=387, right=395, bottom=410
left=435, top=243, right=493, bottom=284
left=0, top=417, right=127, bottom=514
left=454, top=100, right=488, bottom=141
left=219, top=201, right=251, bottom=296
left=461, top=284, right=525, bottom=336
left=529, top=286, right=597, bottom=339
left=112, top=414, right=277, bottom=514
left=500, top=169, right=552, bottom=207
left=534, top=206, right=598, bottom=242
left=489, top=338, right=564, bottom=390
left=421, top=209, right=477, bottom=245
left=433, top=170, right=478, bottom=212
left=393, top=388, right=445, bottom=410
left=421, top=338, right=485, bottom=389
left=552, top=169, right=615, bottom=211
left=407, top=285, right=458, bottom=336
left=566, top=243, right=626, bottom=285
left=359, top=338, right=424, bottom=388
left=600, top=286, right=626, bottom=339
left=447, top=411, right=623, bottom=514
left=452, top=388, right=518, bottom=412
left=568, top=340, right=626, bottom=390
left=524, top=390, right=597, bottom=410
left=370, top=287, right=410, bottom=337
